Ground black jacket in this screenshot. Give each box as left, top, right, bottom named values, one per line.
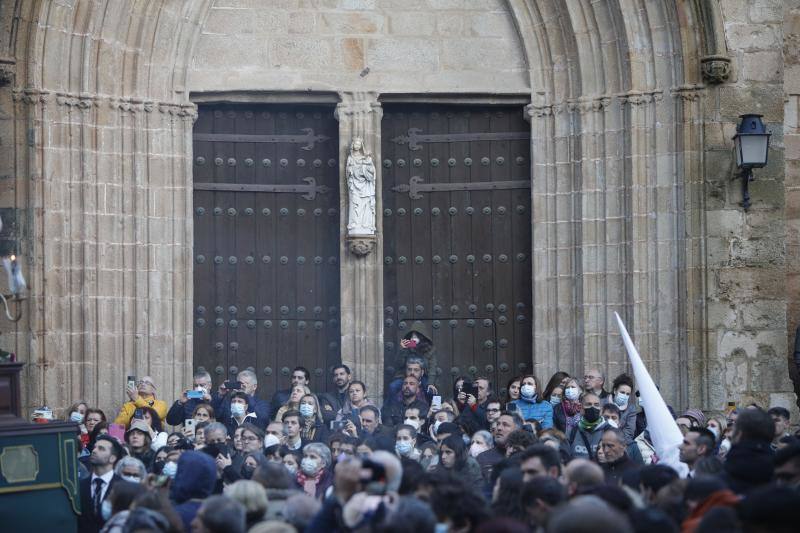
left=381, top=398, right=429, bottom=428
left=77, top=473, right=123, bottom=533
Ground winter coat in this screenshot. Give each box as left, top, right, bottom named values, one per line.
left=567, top=421, right=608, bottom=460
left=434, top=456, right=484, bottom=487
left=681, top=490, right=740, bottom=533
left=113, top=396, right=168, bottom=427
left=601, top=454, right=641, bottom=485
left=509, top=396, right=554, bottom=429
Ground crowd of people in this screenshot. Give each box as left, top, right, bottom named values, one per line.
left=63, top=329, right=800, bottom=533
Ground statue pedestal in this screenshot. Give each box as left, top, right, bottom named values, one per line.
left=0, top=362, right=24, bottom=425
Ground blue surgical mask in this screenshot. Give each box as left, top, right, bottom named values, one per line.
left=299, top=404, right=314, bottom=418
left=70, top=411, right=84, bottom=423
left=121, top=475, right=141, bottom=483
left=300, top=457, right=319, bottom=475
left=395, top=441, right=413, bottom=456
left=101, top=499, right=112, bottom=521
left=549, top=395, right=562, bottom=406
left=230, top=403, right=246, bottom=418
left=614, top=392, right=630, bottom=408
left=565, top=387, right=580, bottom=401
left=162, top=461, right=178, bottom=479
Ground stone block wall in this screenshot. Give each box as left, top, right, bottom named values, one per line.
left=700, top=0, right=795, bottom=414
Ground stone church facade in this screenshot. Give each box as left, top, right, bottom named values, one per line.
left=0, top=0, right=797, bottom=418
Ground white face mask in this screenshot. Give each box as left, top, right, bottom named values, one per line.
left=70, top=411, right=84, bottom=424
left=605, top=418, right=619, bottom=429
left=230, top=403, right=246, bottom=418
left=162, top=461, right=178, bottom=479
left=614, top=392, right=630, bottom=408
left=708, top=426, right=720, bottom=439
left=300, top=457, right=319, bottom=475
left=565, top=387, right=580, bottom=401
left=121, top=474, right=141, bottom=483
left=520, top=384, right=536, bottom=398
left=404, top=418, right=420, bottom=431
left=469, top=443, right=488, bottom=457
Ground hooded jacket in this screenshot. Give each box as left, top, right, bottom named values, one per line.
left=170, top=451, right=218, bottom=532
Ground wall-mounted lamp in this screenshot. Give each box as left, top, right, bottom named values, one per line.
left=732, top=114, right=771, bottom=211
left=0, top=215, right=26, bottom=322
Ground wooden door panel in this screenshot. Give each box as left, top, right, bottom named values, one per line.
left=193, top=105, right=341, bottom=397
left=382, top=105, right=532, bottom=397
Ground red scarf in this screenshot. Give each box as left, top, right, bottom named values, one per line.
left=562, top=398, right=581, bottom=417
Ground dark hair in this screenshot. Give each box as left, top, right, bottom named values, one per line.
left=542, top=372, right=570, bottom=401
left=240, top=422, right=264, bottom=444
left=684, top=476, right=727, bottom=503
left=332, top=364, right=351, bottom=375
left=774, top=442, right=800, bottom=467
left=521, top=475, right=565, bottom=507
left=348, top=380, right=366, bottom=393
left=505, top=430, right=537, bottom=454
left=398, top=457, right=425, bottom=494
left=253, top=462, right=294, bottom=489
left=768, top=407, right=791, bottom=420
left=282, top=409, right=301, bottom=422
left=95, top=434, right=125, bottom=464
left=439, top=434, right=468, bottom=470
left=490, top=456, right=522, bottom=488
left=109, top=480, right=146, bottom=514
left=506, top=375, right=523, bottom=394
left=132, top=490, right=184, bottom=533
left=359, top=405, right=381, bottom=420
left=691, top=428, right=717, bottom=456
left=639, top=464, right=679, bottom=494
left=520, top=444, right=562, bottom=475
left=602, top=403, right=621, bottom=416
left=140, top=406, right=163, bottom=433
left=490, top=467, right=527, bottom=523
left=85, top=408, right=107, bottom=423
left=611, top=373, right=634, bottom=392
left=734, top=408, right=774, bottom=443
left=230, top=391, right=249, bottom=403
left=293, top=366, right=311, bottom=382
left=357, top=436, right=380, bottom=452
left=198, top=495, right=246, bottom=533
left=428, top=472, right=490, bottom=530
left=693, top=456, right=724, bottom=477
left=88, top=421, right=109, bottom=449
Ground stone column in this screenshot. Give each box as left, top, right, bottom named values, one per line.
left=335, top=92, right=385, bottom=400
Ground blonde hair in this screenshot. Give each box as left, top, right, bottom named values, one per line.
left=224, top=480, right=268, bottom=522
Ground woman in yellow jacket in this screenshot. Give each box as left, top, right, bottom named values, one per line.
left=114, top=376, right=168, bottom=427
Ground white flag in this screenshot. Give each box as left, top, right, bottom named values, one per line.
left=614, top=312, right=688, bottom=478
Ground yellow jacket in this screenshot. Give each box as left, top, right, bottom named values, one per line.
left=114, top=396, right=168, bottom=427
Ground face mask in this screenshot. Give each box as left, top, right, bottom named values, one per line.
left=194, top=386, right=206, bottom=394
left=404, top=418, right=420, bottom=431
left=241, top=465, right=256, bottom=479
left=520, top=384, right=536, bottom=399
left=121, top=475, right=141, bottom=483
left=565, top=387, right=580, bottom=401
left=299, top=404, right=315, bottom=418
left=300, top=457, right=319, bottom=475
left=230, top=403, right=246, bottom=418
left=395, top=441, right=413, bottom=456
left=605, top=418, right=619, bottom=429
left=70, top=411, right=84, bottom=424
left=162, top=461, right=178, bottom=479
left=549, top=396, right=562, bottom=406
left=469, top=443, right=487, bottom=457
left=614, top=392, right=630, bottom=408
left=152, top=459, right=165, bottom=475
left=285, top=463, right=297, bottom=476
left=431, top=420, right=441, bottom=438
left=708, top=426, right=720, bottom=439
left=720, top=438, right=731, bottom=453
left=583, top=406, right=600, bottom=423
left=101, top=499, right=112, bottom=521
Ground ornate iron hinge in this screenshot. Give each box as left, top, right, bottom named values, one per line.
left=194, top=128, right=330, bottom=150
left=391, top=128, right=530, bottom=151
left=194, top=177, right=330, bottom=200
left=391, top=176, right=530, bottom=200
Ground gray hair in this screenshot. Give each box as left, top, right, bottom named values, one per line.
left=205, top=421, right=228, bottom=440
left=237, top=369, right=257, bottom=385
left=283, top=493, right=321, bottom=531
left=114, top=456, right=146, bottom=479
left=193, top=370, right=212, bottom=381
left=303, top=442, right=332, bottom=469
left=602, top=427, right=626, bottom=444
left=198, top=495, right=246, bottom=533
left=473, top=430, right=494, bottom=447
left=405, top=355, right=427, bottom=370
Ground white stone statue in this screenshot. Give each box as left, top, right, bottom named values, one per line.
left=346, top=137, right=376, bottom=236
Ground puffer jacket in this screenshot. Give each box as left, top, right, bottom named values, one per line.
left=510, top=396, right=554, bottom=429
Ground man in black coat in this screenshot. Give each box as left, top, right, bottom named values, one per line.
left=78, top=435, right=124, bottom=533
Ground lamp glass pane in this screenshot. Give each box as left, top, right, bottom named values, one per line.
left=734, top=136, right=743, bottom=167
left=740, top=135, right=768, bottom=166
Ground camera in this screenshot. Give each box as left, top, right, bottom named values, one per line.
left=331, top=420, right=346, bottom=432
left=224, top=380, right=243, bottom=391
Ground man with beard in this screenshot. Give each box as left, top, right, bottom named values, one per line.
left=381, top=375, right=429, bottom=427
left=78, top=435, right=125, bottom=533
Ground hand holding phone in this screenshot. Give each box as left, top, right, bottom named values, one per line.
left=183, top=418, right=196, bottom=438
left=187, top=389, right=204, bottom=400
left=431, top=396, right=442, bottom=411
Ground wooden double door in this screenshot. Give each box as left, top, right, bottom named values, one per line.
left=192, top=104, right=341, bottom=396
left=381, top=105, right=533, bottom=397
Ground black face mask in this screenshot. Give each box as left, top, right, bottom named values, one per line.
left=241, top=465, right=255, bottom=479
left=152, top=459, right=165, bottom=475
left=583, top=407, right=601, bottom=423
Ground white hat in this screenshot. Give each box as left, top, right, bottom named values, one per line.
left=264, top=434, right=281, bottom=448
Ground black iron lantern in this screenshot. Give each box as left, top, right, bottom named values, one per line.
left=732, top=114, right=771, bottom=210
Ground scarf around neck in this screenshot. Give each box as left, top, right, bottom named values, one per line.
left=579, top=416, right=604, bottom=432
